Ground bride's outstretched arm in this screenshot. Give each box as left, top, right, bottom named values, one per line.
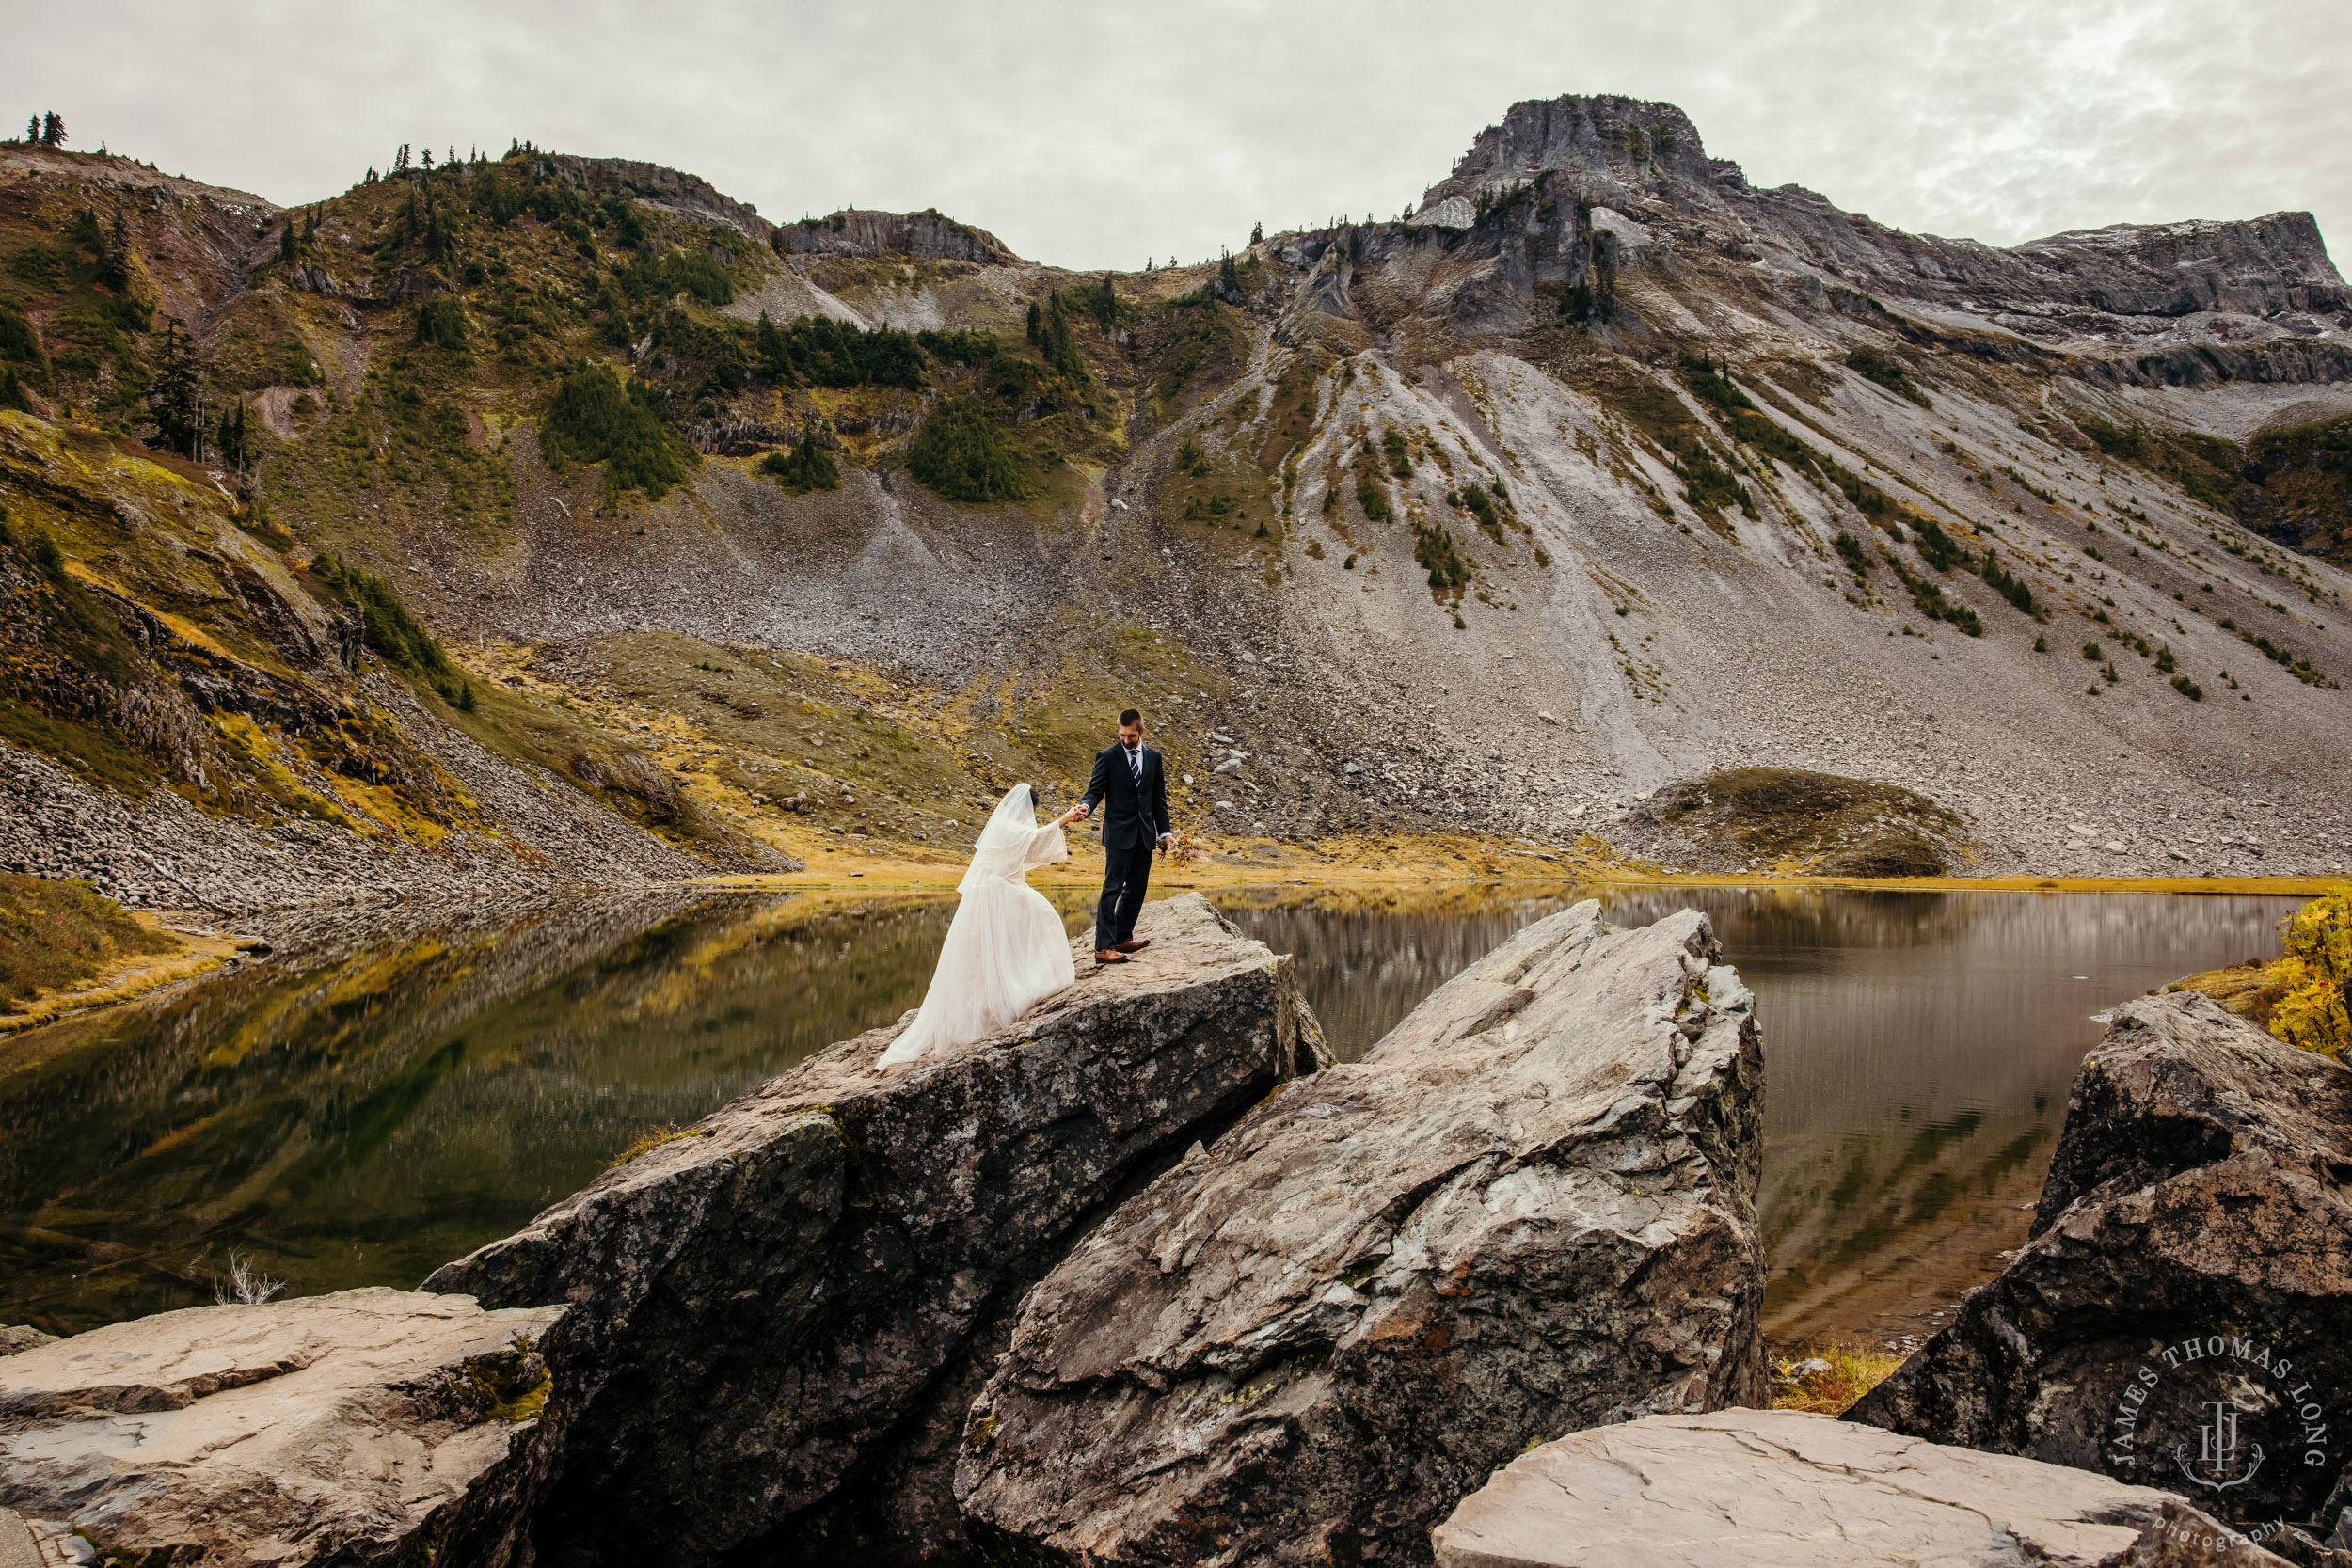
left=1025, top=820, right=1071, bottom=868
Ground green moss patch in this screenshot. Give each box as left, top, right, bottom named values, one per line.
left=1594, top=369, right=1752, bottom=531
left=608, top=1122, right=710, bottom=1167
left=0, top=872, right=174, bottom=1003
left=1844, top=347, right=1931, bottom=408
left=0, top=696, right=159, bottom=795
left=1652, top=767, right=1961, bottom=877
left=2164, top=959, right=2284, bottom=1030
left=2244, top=414, right=2352, bottom=567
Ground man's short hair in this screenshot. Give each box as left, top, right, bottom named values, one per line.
left=1119, top=708, right=1142, bottom=727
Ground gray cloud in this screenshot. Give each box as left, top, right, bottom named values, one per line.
left=8, top=0, right=2345, bottom=273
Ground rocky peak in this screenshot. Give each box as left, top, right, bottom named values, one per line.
left=773, top=207, right=1018, bottom=265
left=1403, top=94, right=2347, bottom=336
left=541, top=153, right=771, bottom=239
left=0, top=146, right=277, bottom=214
left=1413, top=94, right=1737, bottom=227
left=2007, top=210, right=2345, bottom=312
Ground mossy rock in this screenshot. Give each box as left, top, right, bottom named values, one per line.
left=1652, top=767, right=1959, bottom=876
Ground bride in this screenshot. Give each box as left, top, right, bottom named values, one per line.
left=874, top=784, right=1086, bottom=1070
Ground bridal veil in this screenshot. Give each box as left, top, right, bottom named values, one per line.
left=874, top=784, right=1075, bottom=1069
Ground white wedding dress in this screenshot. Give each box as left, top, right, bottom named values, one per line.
left=874, top=785, right=1075, bottom=1070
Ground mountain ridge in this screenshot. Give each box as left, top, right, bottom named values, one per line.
left=1, top=94, right=2348, bottom=909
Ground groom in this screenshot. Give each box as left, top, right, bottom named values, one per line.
left=1072, top=707, right=1174, bottom=965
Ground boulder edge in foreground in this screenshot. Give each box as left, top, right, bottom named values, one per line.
left=958, top=900, right=1766, bottom=1567
left=1847, top=991, right=2352, bottom=1551
left=0, top=1287, right=563, bottom=1568
left=1435, top=1408, right=2290, bottom=1567
left=427, top=891, right=1325, bottom=1568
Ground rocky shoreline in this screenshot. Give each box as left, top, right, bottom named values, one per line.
left=1849, top=991, right=2352, bottom=1559
left=6, top=898, right=2349, bottom=1566
left=0, top=743, right=2327, bottom=942
left=0, top=725, right=704, bottom=920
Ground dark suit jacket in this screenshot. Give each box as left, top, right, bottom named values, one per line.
left=1083, top=744, right=1172, bottom=852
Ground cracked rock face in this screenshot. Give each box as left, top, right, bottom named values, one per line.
left=1434, top=1409, right=2290, bottom=1568
left=957, top=900, right=1765, bottom=1567
left=425, top=892, right=1323, bottom=1568
left=0, top=1288, right=564, bottom=1568
left=1848, top=992, right=2352, bottom=1544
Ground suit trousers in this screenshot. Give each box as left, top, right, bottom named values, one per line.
left=1094, top=838, right=1152, bottom=953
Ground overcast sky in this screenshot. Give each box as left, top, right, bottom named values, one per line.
left=8, top=0, right=2345, bottom=274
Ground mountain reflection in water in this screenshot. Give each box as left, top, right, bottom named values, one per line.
left=0, top=885, right=2303, bottom=1351
left=1224, top=885, right=2303, bottom=1350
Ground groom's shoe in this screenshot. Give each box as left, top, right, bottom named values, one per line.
left=1093, top=949, right=1128, bottom=964
left=1114, top=940, right=1150, bottom=953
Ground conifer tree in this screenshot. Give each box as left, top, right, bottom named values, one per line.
left=754, top=309, right=797, bottom=382
left=96, top=214, right=131, bottom=292
left=147, top=318, right=201, bottom=459
left=23, top=116, right=37, bottom=144
left=40, top=112, right=64, bottom=148
left=1041, top=292, right=1081, bottom=379
left=1025, top=301, right=1041, bottom=345
left=423, top=199, right=454, bottom=264
left=420, top=147, right=435, bottom=172
left=1250, top=221, right=1263, bottom=245
left=279, top=216, right=297, bottom=262
left=215, top=400, right=247, bottom=470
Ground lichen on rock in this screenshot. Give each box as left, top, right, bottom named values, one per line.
left=425, top=891, right=1326, bottom=1566
left=0, top=1287, right=564, bottom=1568
left=1435, top=1409, right=2290, bottom=1568
left=1848, top=990, right=2352, bottom=1547
left=957, top=899, right=1766, bottom=1567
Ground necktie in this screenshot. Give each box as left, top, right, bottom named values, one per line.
left=1127, top=747, right=1141, bottom=782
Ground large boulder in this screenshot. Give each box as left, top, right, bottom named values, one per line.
left=1848, top=992, right=2352, bottom=1551
left=425, top=892, right=1324, bottom=1568
left=1434, top=1408, right=2291, bottom=1567
left=957, top=901, right=1766, bottom=1567
left=0, top=1287, right=563, bottom=1568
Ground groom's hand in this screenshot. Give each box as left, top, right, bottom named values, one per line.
left=1072, top=803, right=1089, bottom=820
left=1158, top=832, right=1176, bottom=850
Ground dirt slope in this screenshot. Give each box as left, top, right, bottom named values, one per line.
left=1, top=98, right=2348, bottom=902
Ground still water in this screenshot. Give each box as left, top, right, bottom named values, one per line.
left=0, top=885, right=2302, bottom=1350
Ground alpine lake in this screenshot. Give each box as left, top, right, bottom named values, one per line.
left=0, top=883, right=2305, bottom=1358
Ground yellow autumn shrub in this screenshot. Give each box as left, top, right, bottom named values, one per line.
left=1772, top=1341, right=1904, bottom=1416
left=2270, top=887, right=2352, bottom=1061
